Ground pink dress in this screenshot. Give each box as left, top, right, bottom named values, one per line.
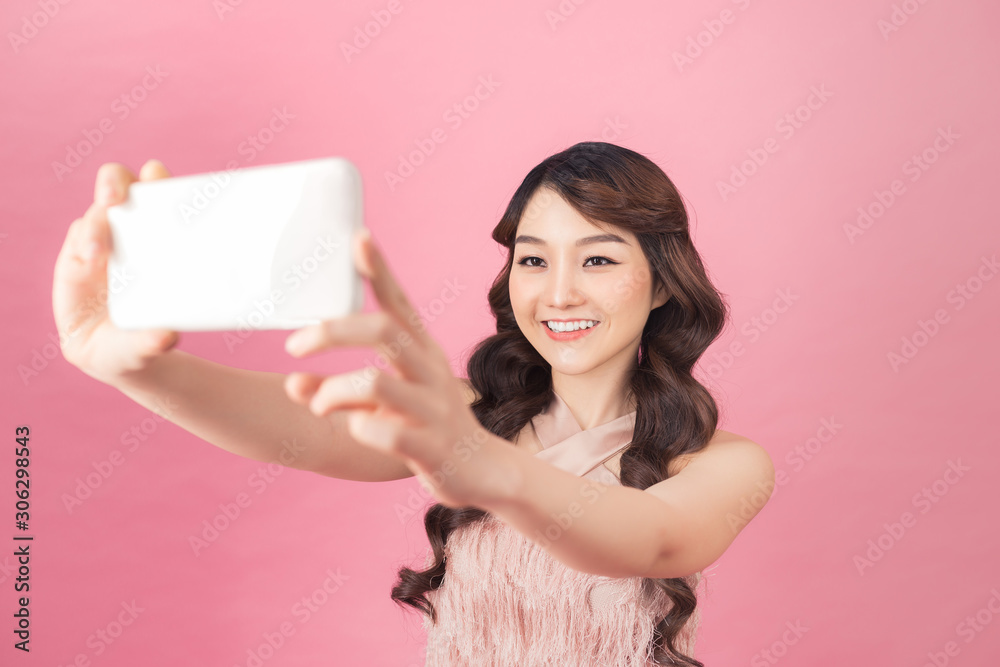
left=422, top=391, right=701, bottom=666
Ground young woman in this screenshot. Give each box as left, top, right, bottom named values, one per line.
left=54, top=142, right=774, bottom=666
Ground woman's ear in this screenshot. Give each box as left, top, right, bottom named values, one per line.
left=653, top=280, right=671, bottom=309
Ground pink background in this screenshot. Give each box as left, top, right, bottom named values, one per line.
left=2, top=0, right=998, bottom=665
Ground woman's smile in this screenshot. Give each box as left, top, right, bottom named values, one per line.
left=542, top=319, right=601, bottom=341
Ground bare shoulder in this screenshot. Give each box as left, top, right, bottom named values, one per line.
left=667, top=429, right=773, bottom=478
left=643, top=429, right=775, bottom=577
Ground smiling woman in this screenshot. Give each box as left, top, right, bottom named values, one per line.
left=509, top=192, right=670, bottom=396
left=381, top=141, right=775, bottom=666
left=53, top=142, right=772, bottom=667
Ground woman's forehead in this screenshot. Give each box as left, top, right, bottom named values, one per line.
left=515, top=215, right=637, bottom=247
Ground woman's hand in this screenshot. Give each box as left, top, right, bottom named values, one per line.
left=282, top=229, right=512, bottom=509
left=53, top=160, right=181, bottom=386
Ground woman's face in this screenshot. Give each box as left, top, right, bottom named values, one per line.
left=509, top=186, right=669, bottom=380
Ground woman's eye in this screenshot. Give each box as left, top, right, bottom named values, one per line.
left=515, top=256, right=618, bottom=267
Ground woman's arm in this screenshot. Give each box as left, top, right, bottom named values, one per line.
left=111, top=348, right=419, bottom=482
left=478, top=431, right=775, bottom=579
left=55, top=160, right=429, bottom=483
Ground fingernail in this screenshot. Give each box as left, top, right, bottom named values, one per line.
left=98, top=183, right=117, bottom=206
left=359, top=228, right=376, bottom=256
left=285, top=332, right=307, bottom=355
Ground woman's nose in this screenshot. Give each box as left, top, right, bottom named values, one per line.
left=543, top=263, right=584, bottom=307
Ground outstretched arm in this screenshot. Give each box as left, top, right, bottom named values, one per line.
left=110, top=349, right=417, bottom=482
left=53, top=160, right=415, bottom=483
left=281, top=226, right=775, bottom=579
left=475, top=431, right=775, bottom=579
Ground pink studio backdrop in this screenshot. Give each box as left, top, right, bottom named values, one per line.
left=2, top=1, right=998, bottom=665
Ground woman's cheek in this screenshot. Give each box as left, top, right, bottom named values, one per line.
left=600, top=273, right=640, bottom=314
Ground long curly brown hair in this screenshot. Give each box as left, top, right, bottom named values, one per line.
left=391, top=141, right=728, bottom=666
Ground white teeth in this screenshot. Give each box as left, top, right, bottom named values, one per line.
left=545, top=320, right=597, bottom=332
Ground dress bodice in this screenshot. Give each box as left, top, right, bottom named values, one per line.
left=421, top=391, right=701, bottom=666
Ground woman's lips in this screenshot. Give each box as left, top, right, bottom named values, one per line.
left=542, top=321, right=600, bottom=341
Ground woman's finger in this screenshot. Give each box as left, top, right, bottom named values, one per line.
left=284, top=371, right=325, bottom=407
left=139, top=158, right=171, bottom=181
left=357, top=229, right=448, bottom=361
left=286, top=310, right=442, bottom=385
left=285, top=229, right=451, bottom=379
left=297, top=367, right=444, bottom=427
left=53, top=163, right=137, bottom=340
left=347, top=409, right=433, bottom=458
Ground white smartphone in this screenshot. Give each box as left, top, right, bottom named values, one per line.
left=106, top=156, right=365, bottom=331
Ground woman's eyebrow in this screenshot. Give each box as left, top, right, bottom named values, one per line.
left=514, top=233, right=630, bottom=247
